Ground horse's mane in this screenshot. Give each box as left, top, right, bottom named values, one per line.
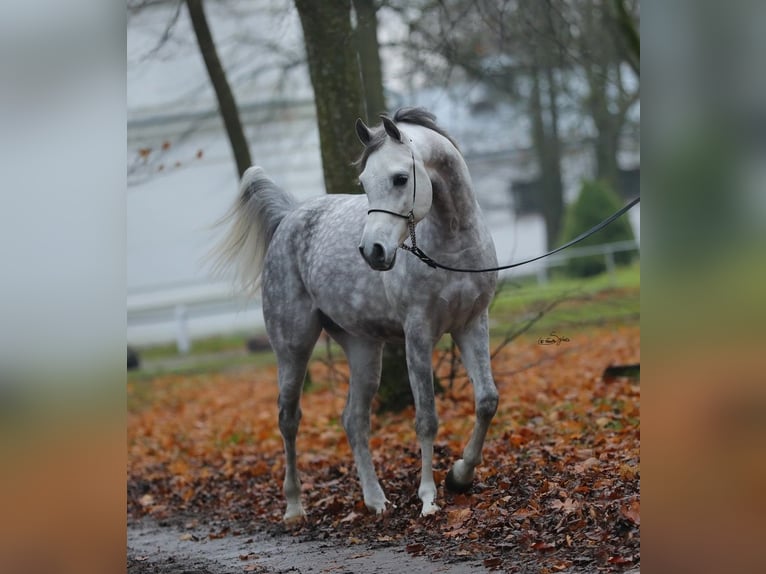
left=355, top=107, right=460, bottom=170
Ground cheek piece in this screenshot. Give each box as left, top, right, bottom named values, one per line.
left=366, top=150, right=419, bottom=223
left=365, top=150, right=437, bottom=268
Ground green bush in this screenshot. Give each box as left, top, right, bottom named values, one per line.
left=558, top=180, right=636, bottom=278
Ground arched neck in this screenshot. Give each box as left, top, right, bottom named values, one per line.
left=400, top=124, right=483, bottom=246
left=419, top=150, right=481, bottom=243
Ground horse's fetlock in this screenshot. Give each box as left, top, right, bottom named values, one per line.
left=278, top=406, right=302, bottom=434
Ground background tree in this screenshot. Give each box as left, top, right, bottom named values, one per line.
left=294, top=0, right=416, bottom=412
left=392, top=0, right=567, bottom=249
left=354, top=0, right=417, bottom=412
left=612, top=0, right=640, bottom=76
left=520, top=0, right=567, bottom=250
left=186, top=0, right=251, bottom=177
left=353, top=0, right=387, bottom=120
left=294, top=0, right=365, bottom=197
left=386, top=0, right=639, bottom=247
left=576, top=0, right=640, bottom=191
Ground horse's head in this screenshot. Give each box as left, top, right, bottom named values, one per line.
left=355, top=116, right=433, bottom=271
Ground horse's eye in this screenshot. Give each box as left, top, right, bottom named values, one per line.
left=393, top=174, right=408, bottom=187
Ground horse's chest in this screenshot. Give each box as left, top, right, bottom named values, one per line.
left=433, top=279, right=491, bottom=328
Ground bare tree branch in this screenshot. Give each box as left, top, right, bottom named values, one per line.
left=612, top=0, right=640, bottom=76
left=490, top=289, right=580, bottom=361
left=132, top=0, right=185, bottom=63
left=185, top=0, right=252, bottom=177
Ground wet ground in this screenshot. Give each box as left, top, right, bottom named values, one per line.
left=128, top=518, right=487, bottom=574
left=128, top=518, right=642, bottom=574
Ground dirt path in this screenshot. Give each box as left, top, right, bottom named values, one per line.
left=128, top=518, right=486, bottom=574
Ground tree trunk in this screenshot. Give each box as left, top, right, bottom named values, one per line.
left=352, top=0, right=387, bottom=121
left=294, top=0, right=365, bottom=196
left=185, top=0, right=252, bottom=178
left=587, top=65, right=621, bottom=192
left=349, top=0, right=411, bottom=411
left=593, top=114, right=621, bottom=191
left=612, top=0, right=640, bottom=76
left=530, top=64, right=565, bottom=249
left=581, top=0, right=634, bottom=195
left=295, top=0, right=420, bottom=412
left=542, top=63, right=564, bottom=248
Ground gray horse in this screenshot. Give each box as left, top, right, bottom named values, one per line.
left=214, top=107, right=499, bottom=521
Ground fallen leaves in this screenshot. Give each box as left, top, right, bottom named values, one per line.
left=339, top=510, right=360, bottom=523
left=574, top=456, right=600, bottom=474
left=622, top=499, right=641, bottom=526
left=405, top=542, right=425, bottom=556
left=239, top=552, right=258, bottom=561
left=128, top=325, right=640, bottom=571
left=549, top=497, right=579, bottom=514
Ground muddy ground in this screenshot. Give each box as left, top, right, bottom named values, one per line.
left=128, top=517, right=641, bottom=574
left=128, top=517, right=487, bottom=574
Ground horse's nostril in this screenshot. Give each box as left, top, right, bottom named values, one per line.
left=371, top=243, right=385, bottom=262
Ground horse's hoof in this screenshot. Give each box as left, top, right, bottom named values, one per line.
left=283, top=514, right=306, bottom=526
left=420, top=501, right=441, bottom=516
left=445, top=467, right=473, bottom=493
left=283, top=505, right=307, bottom=525
left=365, top=501, right=389, bottom=515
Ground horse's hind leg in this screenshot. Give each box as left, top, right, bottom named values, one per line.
left=446, top=312, right=499, bottom=492
left=332, top=334, right=389, bottom=514
left=266, top=298, right=322, bottom=523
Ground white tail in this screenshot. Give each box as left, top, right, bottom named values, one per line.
left=208, top=166, right=297, bottom=293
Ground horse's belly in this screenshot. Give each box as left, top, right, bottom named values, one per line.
left=308, top=273, right=406, bottom=342
left=317, top=305, right=405, bottom=342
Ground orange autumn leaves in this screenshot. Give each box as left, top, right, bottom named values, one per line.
left=128, top=325, right=640, bottom=570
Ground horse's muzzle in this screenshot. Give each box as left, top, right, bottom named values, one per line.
left=358, top=242, right=396, bottom=271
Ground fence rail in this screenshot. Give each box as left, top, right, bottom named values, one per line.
left=527, top=239, right=639, bottom=285
left=128, top=240, right=639, bottom=353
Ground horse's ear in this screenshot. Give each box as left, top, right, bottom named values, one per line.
left=355, top=118, right=372, bottom=146
left=381, top=115, right=402, bottom=143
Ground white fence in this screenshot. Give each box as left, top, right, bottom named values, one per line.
left=127, top=240, right=639, bottom=353
left=127, top=280, right=264, bottom=350
left=528, top=239, right=639, bottom=285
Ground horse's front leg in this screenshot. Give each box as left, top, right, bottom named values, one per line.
left=339, top=337, right=390, bottom=515
left=447, top=312, right=499, bottom=492
left=404, top=329, right=440, bottom=516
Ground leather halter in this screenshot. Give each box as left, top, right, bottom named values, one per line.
left=365, top=150, right=417, bottom=222
left=363, top=144, right=641, bottom=273
left=364, top=149, right=437, bottom=267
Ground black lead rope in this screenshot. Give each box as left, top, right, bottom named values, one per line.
left=366, top=148, right=640, bottom=273
left=403, top=196, right=640, bottom=273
